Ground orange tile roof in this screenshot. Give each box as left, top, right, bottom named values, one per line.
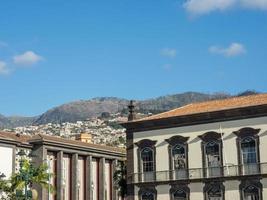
left=136, top=93, right=267, bottom=122
left=0, top=131, right=32, bottom=143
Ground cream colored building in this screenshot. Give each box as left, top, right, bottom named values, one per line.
left=122, top=94, right=267, bottom=200
left=0, top=132, right=125, bottom=200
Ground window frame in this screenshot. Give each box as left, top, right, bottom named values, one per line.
left=199, top=132, right=224, bottom=178
left=170, top=184, right=190, bottom=200
left=240, top=136, right=258, bottom=164
left=239, top=179, right=263, bottom=200
left=203, top=182, right=225, bottom=200
left=141, top=147, right=155, bottom=173
left=233, top=127, right=261, bottom=175
left=138, top=186, right=157, bottom=200
left=135, top=139, right=157, bottom=182
left=165, top=135, right=189, bottom=180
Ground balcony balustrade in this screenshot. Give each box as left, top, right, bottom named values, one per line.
left=128, top=163, right=267, bottom=184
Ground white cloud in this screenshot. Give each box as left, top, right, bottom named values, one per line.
left=160, top=48, right=177, bottom=58
left=241, top=0, right=267, bottom=10
left=0, top=61, right=9, bottom=75
left=183, top=0, right=267, bottom=15
left=13, top=51, right=43, bottom=65
left=184, top=0, right=236, bottom=15
left=209, top=42, right=246, bottom=57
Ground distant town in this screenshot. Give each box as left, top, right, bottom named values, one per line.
left=1, top=112, right=149, bottom=148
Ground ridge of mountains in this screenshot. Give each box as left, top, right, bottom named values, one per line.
left=0, top=91, right=259, bottom=128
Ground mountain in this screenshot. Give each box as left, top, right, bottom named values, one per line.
left=0, top=91, right=259, bottom=128
left=7, top=116, right=38, bottom=127
left=0, top=114, right=11, bottom=128
left=0, top=115, right=37, bottom=129
left=34, top=92, right=231, bottom=125
left=34, top=98, right=129, bottom=125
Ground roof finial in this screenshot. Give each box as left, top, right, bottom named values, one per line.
left=128, top=100, right=136, bottom=121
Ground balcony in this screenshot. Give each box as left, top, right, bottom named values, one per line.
left=128, top=163, right=267, bottom=184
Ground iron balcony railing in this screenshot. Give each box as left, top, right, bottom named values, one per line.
left=128, top=163, right=267, bottom=184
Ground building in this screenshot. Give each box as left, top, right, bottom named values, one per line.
left=122, top=94, right=267, bottom=200
left=0, top=131, right=125, bottom=200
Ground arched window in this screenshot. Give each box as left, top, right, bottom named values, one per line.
left=233, top=127, right=260, bottom=175
left=205, top=141, right=221, bottom=177
left=135, top=139, right=157, bottom=182
left=205, top=183, right=224, bottom=200
left=240, top=137, right=259, bottom=175
left=205, top=141, right=220, bottom=166
left=207, top=186, right=223, bottom=200
left=173, top=189, right=187, bottom=200
left=139, top=187, right=157, bottom=200
left=141, top=192, right=155, bottom=200
left=243, top=185, right=260, bottom=200
left=199, top=132, right=223, bottom=178
left=172, top=145, right=186, bottom=170
left=172, top=145, right=187, bottom=179
left=241, top=137, right=257, bottom=164
left=141, top=147, right=154, bottom=172
left=166, top=135, right=189, bottom=180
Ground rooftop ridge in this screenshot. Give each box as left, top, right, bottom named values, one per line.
left=0, top=131, right=125, bottom=154
left=134, top=93, right=267, bottom=122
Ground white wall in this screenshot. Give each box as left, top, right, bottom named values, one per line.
left=92, top=158, right=99, bottom=200
left=133, top=116, right=267, bottom=173
left=47, top=153, right=56, bottom=200
left=262, top=178, right=267, bottom=200
left=225, top=180, right=240, bottom=200
left=78, top=157, right=85, bottom=200
left=0, top=146, right=13, bottom=179
left=190, top=182, right=204, bottom=200
left=132, top=116, right=267, bottom=199
left=62, top=155, right=71, bottom=200
left=105, top=160, right=112, bottom=200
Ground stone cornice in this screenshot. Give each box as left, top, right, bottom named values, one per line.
left=121, top=104, right=267, bottom=133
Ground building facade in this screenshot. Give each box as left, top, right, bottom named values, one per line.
left=0, top=132, right=125, bottom=200
left=122, top=94, right=267, bottom=200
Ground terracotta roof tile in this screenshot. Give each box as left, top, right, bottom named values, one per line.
left=0, top=131, right=32, bottom=143
left=136, top=93, right=267, bottom=122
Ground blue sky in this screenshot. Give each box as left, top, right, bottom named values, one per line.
left=0, top=0, right=267, bottom=116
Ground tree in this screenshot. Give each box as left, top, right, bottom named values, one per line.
left=113, top=161, right=127, bottom=199
left=0, top=178, right=16, bottom=200
left=0, top=159, right=54, bottom=200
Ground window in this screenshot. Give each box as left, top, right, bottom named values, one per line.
left=172, top=145, right=186, bottom=170
left=207, top=186, right=223, bottom=200
left=243, top=185, right=259, bottom=200
left=234, top=128, right=261, bottom=175
left=166, top=135, right=189, bottom=180
left=205, top=141, right=220, bottom=167
left=199, top=131, right=223, bottom=178
left=205, top=141, right=221, bottom=177
left=135, top=139, right=157, bottom=182
left=172, top=145, right=187, bottom=179
left=139, top=187, right=157, bottom=200
left=141, top=148, right=154, bottom=172
left=204, top=183, right=224, bottom=200
left=141, top=192, right=154, bottom=200
left=173, top=189, right=187, bottom=200
left=240, top=180, right=262, bottom=200
left=241, top=137, right=257, bottom=164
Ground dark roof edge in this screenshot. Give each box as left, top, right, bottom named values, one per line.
left=121, top=104, right=267, bottom=133
left=29, top=136, right=126, bottom=155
